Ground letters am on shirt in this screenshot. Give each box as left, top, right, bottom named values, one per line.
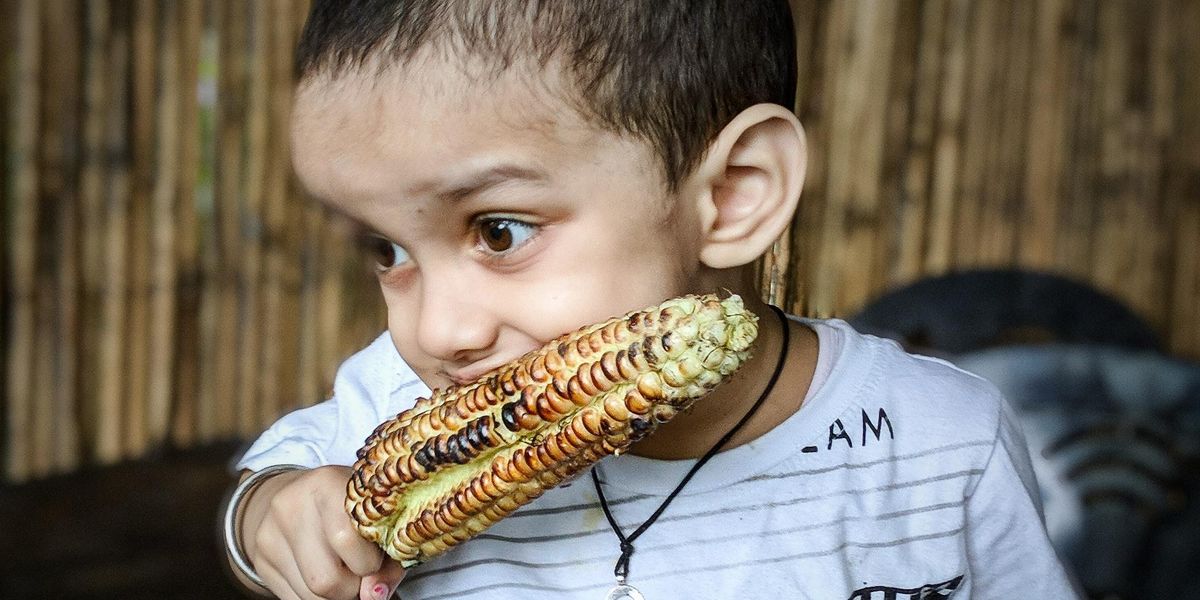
left=799, top=407, right=896, bottom=454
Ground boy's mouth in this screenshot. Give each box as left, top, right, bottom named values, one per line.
left=442, top=361, right=511, bottom=386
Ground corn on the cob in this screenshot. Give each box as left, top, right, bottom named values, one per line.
left=346, top=294, right=758, bottom=566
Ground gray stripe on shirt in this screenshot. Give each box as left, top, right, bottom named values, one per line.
left=745, top=439, right=993, bottom=482
left=408, top=499, right=966, bottom=583
left=480, top=468, right=981, bottom=545
left=508, top=440, right=989, bottom=520
left=415, top=526, right=966, bottom=600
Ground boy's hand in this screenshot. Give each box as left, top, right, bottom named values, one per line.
left=240, top=465, right=406, bottom=600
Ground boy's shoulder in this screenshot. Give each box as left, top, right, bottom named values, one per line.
left=802, top=318, right=1012, bottom=455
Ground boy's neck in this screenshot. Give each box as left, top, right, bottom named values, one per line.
left=628, top=292, right=819, bottom=461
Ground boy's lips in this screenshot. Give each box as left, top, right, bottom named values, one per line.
left=443, top=361, right=510, bottom=386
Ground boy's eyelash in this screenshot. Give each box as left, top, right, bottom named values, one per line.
left=356, top=233, right=408, bottom=270
left=350, top=218, right=540, bottom=274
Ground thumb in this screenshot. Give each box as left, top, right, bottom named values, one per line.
left=359, top=560, right=406, bottom=600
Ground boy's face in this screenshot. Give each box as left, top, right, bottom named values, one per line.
left=292, top=61, right=713, bottom=390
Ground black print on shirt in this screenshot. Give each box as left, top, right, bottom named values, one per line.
left=847, top=574, right=963, bottom=599
left=826, top=407, right=894, bottom=451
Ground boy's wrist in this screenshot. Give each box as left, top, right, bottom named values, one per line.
left=223, top=464, right=309, bottom=590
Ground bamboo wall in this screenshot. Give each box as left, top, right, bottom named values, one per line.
left=3, top=0, right=1199, bottom=483
left=0, top=0, right=383, bottom=483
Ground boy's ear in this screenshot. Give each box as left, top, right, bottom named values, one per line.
left=690, top=103, right=807, bottom=269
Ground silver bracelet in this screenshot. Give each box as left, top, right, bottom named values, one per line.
left=223, top=463, right=308, bottom=589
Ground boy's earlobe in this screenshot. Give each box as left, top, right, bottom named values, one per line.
left=695, top=104, right=807, bottom=269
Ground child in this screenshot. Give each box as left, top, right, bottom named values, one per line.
left=225, top=2, right=1080, bottom=599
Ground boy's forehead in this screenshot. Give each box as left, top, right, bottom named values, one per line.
left=290, top=59, right=617, bottom=202
left=295, top=56, right=593, bottom=146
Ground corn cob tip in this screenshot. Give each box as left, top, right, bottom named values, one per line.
left=716, top=294, right=758, bottom=353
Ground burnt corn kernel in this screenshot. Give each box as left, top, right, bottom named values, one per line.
left=346, top=293, right=759, bottom=567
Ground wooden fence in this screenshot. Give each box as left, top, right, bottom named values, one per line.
left=0, top=0, right=384, bottom=483
left=3, top=0, right=1198, bottom=482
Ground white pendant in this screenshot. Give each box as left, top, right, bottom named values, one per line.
left=606, top=581, right=645, bottom=600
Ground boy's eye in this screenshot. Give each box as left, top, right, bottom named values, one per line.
left=477, top=218, right=536, bottom=254
left=362, top=235, right=411, bottom=269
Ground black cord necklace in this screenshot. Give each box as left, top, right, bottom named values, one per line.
left=591, top=304, right=791, bottom=600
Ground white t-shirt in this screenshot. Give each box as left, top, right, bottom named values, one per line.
left=237, top=319, right=1081, bottom=599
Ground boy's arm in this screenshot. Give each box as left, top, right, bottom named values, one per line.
left=963, top=397, right=1083, bottom=597
left=223, top=333, right=423, bottom=598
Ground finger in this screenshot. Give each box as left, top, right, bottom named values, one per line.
left=360, top=561, right=406, bottom=600
left=256, top=559, right=306, bottom=600
left=252, top=519, right=312, bottom=600
left=271, top=515, right=360, bottom=600
left=287, top=539, right=362, bottom=600
left=359, top=577, right=391, bottom=600
left=257, top=521, right=344, bottom=600
left=325, top=518, right=384, bottom=576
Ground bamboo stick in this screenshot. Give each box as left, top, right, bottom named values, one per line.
left=1019, top=0, right=1072, bottom=269
left=37, top=0, right=83, bottom=475
left=1166, top=0, right=1200, bottom=360
left=31, top=0, right=57, bottom=479
left=806, top=1, right=851, bottom=317
left=261, top=0, right=302, bottom=422
left=1138, top=0, right=1175, bottom=333
left=825, top=1, right=898, bottom=312
left=0, top=0, right=8, bottom=479
left=95, top=6, right=132, bottom=465
left=5, top=0, right=41, bottom=482
left=318, top=213, right=350, bottom=402
left=982, top=0, right=1032, bottom=265
left=298, top=200, right=323, bottom=409
left=209, top=0, right=247, bottom=439
left=33, top=255, right=56, bottom=476
left=297, top=240, right=319, bottom=409
left=259, top=7, right=284, bottom=427
left=237, top=0, right=269, bottom=437
left=976, top=0, right=1014, bottom=266
left=1056, top=2, right=1101, bottom=278
left=954, top=0, right=999, bottom=269
left=147, top=0, right=181, bottom=447
left=1092, top=0, right=1132, bottom=302
left=1125, top=3, right=1167, bottom=330
left=281, top=2, right=308, bottom=413
left=123, top=0, right=156, bottom=458
left=894, top=0, right=947, bottom=283
left=194, top=0, right=224, bottom=443
left=872, top=0, right=919, bottom=294
left=924, top=0, right=970, bottom=275
left=172, top=0, right=203, bottom=446
left=789, top=1, right=830, bottom=317
left=77, top=0, right=111, bottom=460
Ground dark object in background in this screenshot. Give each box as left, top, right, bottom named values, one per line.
left=852, top=269, right=1200, bottom=600
left=0, top=443, right=247, bottom=600
left=849, top=269, right=1163, bottom=355
left=958, top=347, right=1200, bottom=600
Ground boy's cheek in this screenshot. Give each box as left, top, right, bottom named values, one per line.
left=376, top=230, right=693, bottom=382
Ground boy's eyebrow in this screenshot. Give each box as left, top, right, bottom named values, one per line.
left=319, top=163, right=550, bottom=239
left=432, top=163, right=549, bottom=203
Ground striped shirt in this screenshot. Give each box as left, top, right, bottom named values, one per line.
left=238, top=318, right=1080, bottom=599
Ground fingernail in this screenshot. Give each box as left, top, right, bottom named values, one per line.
left=373, top=583, right=390, bottom=599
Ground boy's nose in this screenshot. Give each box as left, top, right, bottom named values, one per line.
left=413, top=277, right=500, bottom=364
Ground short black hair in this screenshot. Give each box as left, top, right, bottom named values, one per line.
left=296, top=1, right=797, bottom=191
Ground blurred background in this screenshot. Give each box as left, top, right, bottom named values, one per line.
left=1, top=0, right=1197, bottom=598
